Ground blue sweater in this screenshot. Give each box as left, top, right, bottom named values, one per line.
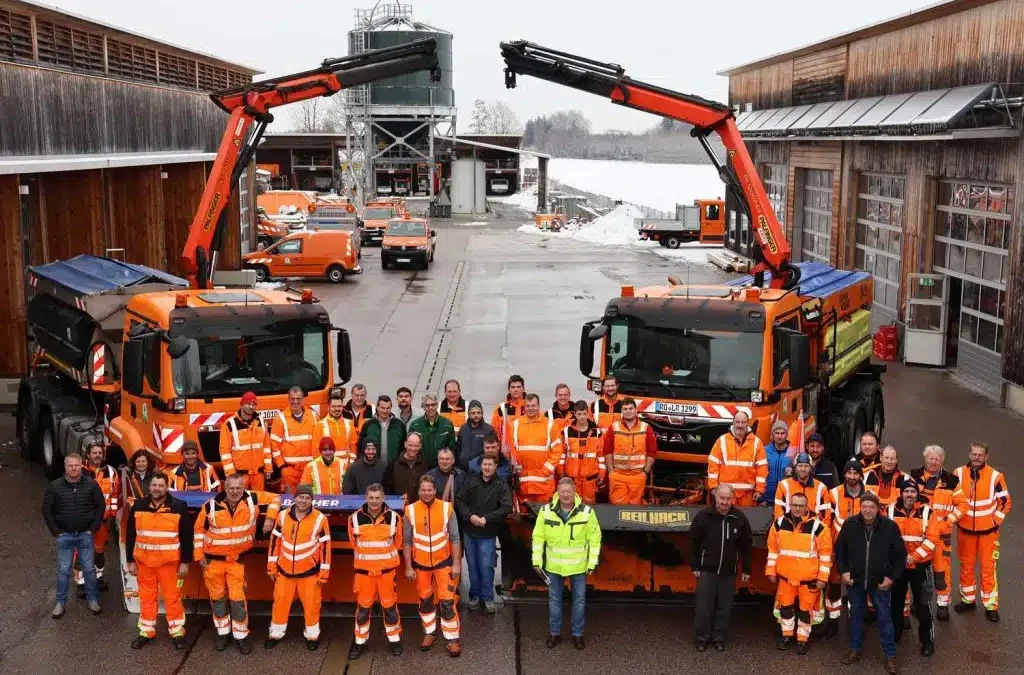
left=762, top=442, right=793, bottom=505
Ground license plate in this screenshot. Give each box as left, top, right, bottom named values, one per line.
left=654, top=402, right=698, bottom=415
left=397, top=258, right=410, bottom=263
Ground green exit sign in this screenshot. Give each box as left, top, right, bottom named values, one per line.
left=919, top=277, right=935, bottom=287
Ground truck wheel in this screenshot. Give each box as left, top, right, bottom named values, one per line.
left=851, top=408, right=868, bottom=461
left=16, top=388, right=37, bottom=461
left=40, top=414, right=62, bottom=480
left=327, top=265, right=345, bottom=283
left=666, top=236, right=681, bottom=249
left=870, top=391, right=884, bottom=441
left=381, top=258, right=390, bottom=270
left=252, top=265, right=269, bottom=283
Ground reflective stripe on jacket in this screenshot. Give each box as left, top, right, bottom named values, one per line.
left=268, top=507, right=331, bottom=579
left=953, top=464, right=1012, bottom=533
left=348, top=504, right=402, bottom=572
left=439, top=398, right=468, bottom=434
left=512, top=416, right=562, bottom=496
left=561, top=425, right=605, bottom=482
left=220, top=414, right=270, bottom=475
left=591, top=396, right=623, bottom=431
left=87, top=464, right=120, bottom=517
left=312, top=416, right=358, bottom=464
left=531, top=493, right=602, bottom=576
left=888, top=501, right=940, bottom=567
left=708, top=432, right=768, bottom=494
left=406, top=499, right=454, bottom=570
left=607, top=419, right=651, bottom=473
left=766, top=513, right=832, bottom=584
left=828, top=483, right=865, bottom=536
left=270, top=408, right=319, bottom=466
left=172, top=462, right=221, bottom=492
left=301, top=456, right=347, bottom=495
left=194, top=491, right=259, bottom=561
left=774, top=476, right=831, bottom=525
left=127, top=495, right=192, bottom=566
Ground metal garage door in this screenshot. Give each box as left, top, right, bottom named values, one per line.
left=799, top=169, right=832, bottom=264
left=854, top=173, right=904, bottom=330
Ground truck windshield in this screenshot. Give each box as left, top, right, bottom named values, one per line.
left=172, top=320, right=328, bottom=398
left=385, top=221, right=426, bottom=236
left=605, top=319, right=762, bottom=396
left=364, top=207, right=394, bottom=220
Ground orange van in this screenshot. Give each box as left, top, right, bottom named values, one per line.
left=244, top=230, right=361, bottom=283
left=360, top=201, right=398, bottom=246
left=381, top=216, right=435, bottom=270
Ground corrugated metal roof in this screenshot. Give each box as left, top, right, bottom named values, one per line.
left=30, top=255, right=187, bottom=296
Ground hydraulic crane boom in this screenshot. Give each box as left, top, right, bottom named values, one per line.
left=182, top=38, right=440, bottom=288
left=500, top=41, right=800, bottom=289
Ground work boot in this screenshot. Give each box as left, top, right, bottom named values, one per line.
left=88, top=600, right=102, bottom=615
left=695, top=641, right=707, bottom=652
left=97, top=577, right=109, bottom=591
left=420, top=632, right=437, bottom=651
left=446, top=640, right=461, bottom=657
left=840, top=650, right=861, bottom=665
left=573, top=636, right=585, bottom=650
left=173, top=635, right=187, bottom=650
left=130, top=635, right=151, bottom=650
left=921, top=642, right=934, bottom=657
left=546, top=634, right=561, bottom=649
left=954, top=601, right=976, bottom=613
left=986, top=609, right=1001, bottom=623
left=306, top=639, right=319, bottom=651
left=77, top=586, right=88, bottom=599
left=776, top=636, right=792, bottom=651
left=824, top=620, right=839, bottom=638
left=215, top=634, right=231, bottom=651
left=264, top=638, right=280, bottom=650
left=713, top=642, right=725, bottom=652
left=484, top=600, right=497, bottom=614
left=936, top=606, right=950, bottom=621
left=466, top=596, right=479, bottom=610
left=796, top=642, right=809, bottom=655
left=886, top=656, right=899, bottom=674
left=389, top=641, right=403, bottom=657
left=348, top=643, right=365, bottom=660
left=51, top=603, right=66, bottom=619
left=237, top=637, right=252, bottom=655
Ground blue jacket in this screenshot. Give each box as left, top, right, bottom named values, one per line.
left=468, top=453, right=512, bottom=482
left=762, top=442, right=793, bottom=505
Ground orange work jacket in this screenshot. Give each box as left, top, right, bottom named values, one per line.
left=128, top=495, right=190, bottom=567
left=300, top=456, right=347, bottom=495
left=406, top=498, right=455, bottom=570
left=888, top=501, right=940, bottom=568
left=491, top=397, right=527, bottom=446
left=440, top=398, right=468, bottom=434
left=828, top=483, right=865, bottom=537
left=512, top=415, right=563, bottom=497
left=591, top=395, right=624, bottom=431
left=606, top=419, right=653, bottom=474
left=219, top=414, right=270, bottom=476
left=87, top=464, right=120, bottom=517
left=864, top=468, right=912, bottom=508
left=911, top=467, right=960, bottom=532
left=952, top=464, right=1012, bottom=534
left=194, top=491, right=261, bottom=561
left=766, top=513, right=832, bottom=584
left=545, top=404, right=576, bottom=435
left=270, top=408, right=319, bottom=468
left=775, top=476, right=832, bottom=524
left=172, top=462, right=221, bottom=492
left=348, top=504, right=402, bottom=573
left=561, top=425, right=605, bottom=482
left=708, top=432, right=768, bottom=495
left=268, top=507, right=331, bottom=579
left=312, top=415, right=358, bottom=463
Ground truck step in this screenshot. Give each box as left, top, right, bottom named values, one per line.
left=706, top=249, right=752, bottom=273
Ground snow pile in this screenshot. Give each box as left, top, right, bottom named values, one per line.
left=460, top=221, right=488, bottom=227
left=549, top=158, right=723, bottom=212
left=570, top=204, right=645, bottom=246
left=490, top=184, right=539, bottom=211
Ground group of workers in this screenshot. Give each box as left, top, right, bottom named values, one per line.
left=40, top=372, right=1011, bottom=669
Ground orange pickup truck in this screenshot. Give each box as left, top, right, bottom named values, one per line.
left=244, top=230, right=361, bottom=282
left=381, top=216, right=435, bottom=270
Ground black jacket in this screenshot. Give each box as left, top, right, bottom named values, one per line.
left=456, top=473, right=513, bottom=538
left=125, top=494, right=194, bottom=563
left=812, top=458, right=839, bottom=490
left=690, top=505, right=753, bottom=576
left=343, top=457, right=387, bottom=495
left=836, top=513, right=906, bottom=589
left=42, top=474, right=106, bottom=536
left=456, top=420, right=497, bottom=470
left=383, top=454, right=429, bottom=503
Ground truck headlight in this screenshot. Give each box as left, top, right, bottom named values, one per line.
left=750, top=390, right=764, bottom=403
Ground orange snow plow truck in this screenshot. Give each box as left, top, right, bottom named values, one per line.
left=499, top=41, right=885, bottom=600
left=17, top=39, right=441, bottom=612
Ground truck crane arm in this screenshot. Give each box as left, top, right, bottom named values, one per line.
left=500, top=41, right=799, bottom=289
left=182, top=38, right=440, bottom=288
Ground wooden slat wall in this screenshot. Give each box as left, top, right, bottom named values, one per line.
left=1005, top=127, right=1024, bottom=386
left=846, top=0, right=1024, bottom=97
left=752, top=141, right=789, bottom=165
left=786, top=143, right=842, bottom=264
left=162, top=162, right=206, bottom=277
left=728, top=60, right=793, bottom=109
left=0, top=175, right=28, bottom=377
left=106, top=166, right=165, bottom=269
left=38, top=170, right=104, bottom=260
left=792, top=46, right=847, bottom=105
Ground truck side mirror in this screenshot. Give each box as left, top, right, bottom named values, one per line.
left=788, top=332, right=811, bottom=390
left=122, top=340, right=145, bottom=396
left=168, top=336, right=190, bottom=359
left=579, top=322, right=603, bottom=377
left=336, top=329, right=352, bottom=384
left=430, top=229, right=437, bottom=238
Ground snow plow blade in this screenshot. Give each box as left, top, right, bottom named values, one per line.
left=503, top=503, right=777, bottom=602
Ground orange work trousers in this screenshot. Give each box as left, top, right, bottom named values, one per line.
left=416, top=567, right=460, bottom=640
left=958, top=530, right=1001, bottom=610
left=933, top=531, right=953, bottom=607
left=204, top=559, right=249, bottom=639
left=240, top=472, right=266, bottom=491
left=137, top=562, right=186, bottom=638
left=354, top=570, right=401, bottom=645
left=608, top=471, right=646, bottom=505
left=571, top=477, right=599, bottom=504
left=776, top=579, right=820, bottom=644
left=270, top=574, right=322, bottom=640
left=280, top=464, right=307, bottom=494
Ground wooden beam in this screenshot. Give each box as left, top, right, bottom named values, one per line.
left=0, top=175, right=28, bottom=377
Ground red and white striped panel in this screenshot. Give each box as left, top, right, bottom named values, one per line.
left=257, top=222, right=279, bottom=235
left=152, top=424, right=184, bottom=457
left=637, top=399, right=752, bottom=420
left=247, top=257, right=273, bottom=264
left=190, top=412, right=228, bottom=431
left=91, top=345, right=105, bottom=384
left=29, top=275, right=38, bottom=287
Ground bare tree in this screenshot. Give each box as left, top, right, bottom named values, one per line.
left=488, top=101, right=522, bottom=134
left=469, top=99, right=492, bottom=134
left=292, top=98, right=345, bottom=133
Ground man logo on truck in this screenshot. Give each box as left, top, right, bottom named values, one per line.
left=758, top=215, right=779, bottom=255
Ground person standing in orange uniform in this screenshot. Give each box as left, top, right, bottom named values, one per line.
left=864, top=446, right=911, bottom=509
left=315, top=392, right=359, bottom=463
left=561, top=400, right=605, bottom=504
left=766, top=492, right=832, bottom=654
left=492, top=374, right=528, bottom=453
left=952, top=442, right=1011, bottom=622
left=774, top=452, right=831, bottom=524
left=512, top=393, right=563, bottom=503
left=910, top=444, right=959, bottom=620
left=266, top=485, right=331, bottom=650
left=271, top=386, right=319, bottom=494
left=300, top=438, right=348, bottom=495
left=603, top=398, right=656, bottom=505
left=404, top=475, right=462, bottom=657
left=220, top=392, right=272, bottom=490
left=347, top=483, right=404, bottom=660
left=590, top=376, right=624, bottom=431
left=76, top=441, right=120, bottom=595
left=545, top=384, right=576, bottom=434
left=126, top=472, right=193, bottom=650
left=708, top=411, right=768, bottom=507
left=194, top=474, right=267, bottom=654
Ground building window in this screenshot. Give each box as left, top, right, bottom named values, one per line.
left=761, top=163, right=787, bottom=227
left=800, top=169, right=832, bottom=265
left=933, top=181, right=1013, bottom=354
left=854, top=173, right=905, bottom=315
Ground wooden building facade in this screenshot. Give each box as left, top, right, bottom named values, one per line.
left=720, top=0, right=1024, bottom=407
left=0, top=0, right=260, bottom=389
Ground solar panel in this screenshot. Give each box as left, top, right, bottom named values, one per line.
left=827, top=96, right=883, bottom=128
left=912, top=83, right=994, bottom=128
left=756, top=107, right=798, bottom=132
left=773, top=105, right=814, bottom=131
left=788, top=101, right=837, bottom=131
left=849, top=93, right=913, bottom=128
left=878, top=89, right=949, bottom=128
left=810, top=99, right=857, bottom=129
left=747, top=107, right=792, bottom=132
left=736, top=109, right=768, bottom=131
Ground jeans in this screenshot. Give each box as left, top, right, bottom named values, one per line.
left=464, top=535, right=497, bottom=602
left=547, top=572, right=587, bottom=637
left=694, top=572, right=736, bottom=644
left=848, top=584, right=896, bottom=658
left=57, top=532, right=97, bottom=604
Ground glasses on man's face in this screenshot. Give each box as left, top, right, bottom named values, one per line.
left=424, top=403, right=438, bottom=409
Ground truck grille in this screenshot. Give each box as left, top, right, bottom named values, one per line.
left=643, top=415, right=730, bottom=474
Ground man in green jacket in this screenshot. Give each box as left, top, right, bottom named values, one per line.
left=359, top=395, right=407, bottom=464
left=407, top=393, right=456, bottom=469
left=532, top=477, right=602, bottom=650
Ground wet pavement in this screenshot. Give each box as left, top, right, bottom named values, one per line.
left=1, top=205, right=1021, bottom=674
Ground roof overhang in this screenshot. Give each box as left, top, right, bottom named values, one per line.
left=434, top=135, right=551, bottom=158
left=0, top=151, right=216, bottom=175
left=735, top=84, right=1015, bottom=140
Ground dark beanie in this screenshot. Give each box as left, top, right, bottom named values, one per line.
left=468, top=399, right=483, bottom=412
left=843, top=459, right=863, bottom=476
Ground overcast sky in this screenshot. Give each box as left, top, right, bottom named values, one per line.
left=51, top=0, right=931, bottom=132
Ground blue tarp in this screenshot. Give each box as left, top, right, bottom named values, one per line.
left=730, top=261, right=871, bottom=299
left=29, top=254, right=187, bottom=296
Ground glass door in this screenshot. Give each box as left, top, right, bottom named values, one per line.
left=904, top=274, right=948, bottom=366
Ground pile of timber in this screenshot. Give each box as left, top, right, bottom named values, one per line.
left=707, top=249, right=752, bottom=272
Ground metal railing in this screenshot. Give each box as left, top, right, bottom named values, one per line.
left=548, top=179, right=674, bottom=220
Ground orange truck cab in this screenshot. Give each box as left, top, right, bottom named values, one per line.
left=257, top=190, right=319, bottom=217
left=360, top=201, right=399, bottom=246
left=243, top=229, right=361, bottom=283
left=381, top=216, right=435, bottom=270
left=638, top=198, right=726, bottom=248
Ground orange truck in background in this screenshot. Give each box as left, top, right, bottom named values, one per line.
left=244, top=230, right=361, bottom=283
left=257, top=189, right=320, bottom=216
left=637, top=198, right=726, bottom=248
left=359, top=199, right=406, bottom=246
